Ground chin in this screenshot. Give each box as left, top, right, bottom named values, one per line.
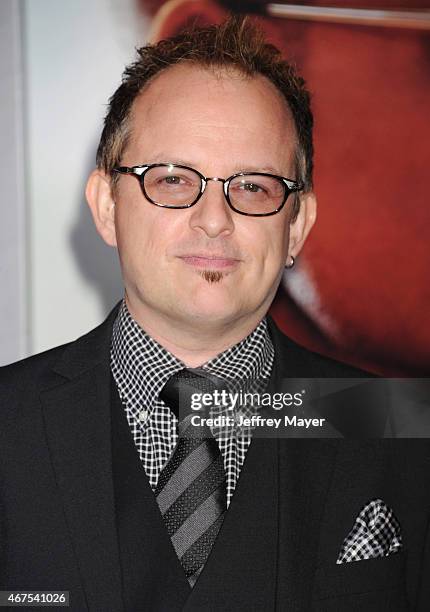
left=177, top=299, right=241, bottom=325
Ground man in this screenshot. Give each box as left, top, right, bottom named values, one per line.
left=1, top=16, right=429, bottom=612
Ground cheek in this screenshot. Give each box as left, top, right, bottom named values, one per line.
left=245, top=218, right=290, bottom=271
left=114, top=203, right=153, bottom=265
left=115, top=203, right=180, bottom=272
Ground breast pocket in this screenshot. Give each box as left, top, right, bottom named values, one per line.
left=313, top=552, right=409, bottom=611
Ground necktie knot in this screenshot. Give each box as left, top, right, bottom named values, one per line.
left=160, top=368, right=228, bottom=419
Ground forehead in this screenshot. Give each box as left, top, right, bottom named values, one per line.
left=126, top=63, right=296, bottom=172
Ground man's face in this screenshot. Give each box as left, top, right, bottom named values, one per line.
left=107, top=64, right=306, bottom=331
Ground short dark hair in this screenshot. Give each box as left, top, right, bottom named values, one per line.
left=97, top=15, right=313, bottom=209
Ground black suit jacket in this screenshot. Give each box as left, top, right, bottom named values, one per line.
left=1, top=304, right=430, bottom=611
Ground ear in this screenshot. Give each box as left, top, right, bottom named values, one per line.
left=85, top=169, right=117, bottom=247
left=287, top=191, right=317, bottom=259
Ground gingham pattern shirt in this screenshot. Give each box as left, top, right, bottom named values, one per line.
left=110, top=300, right=274, bottom=506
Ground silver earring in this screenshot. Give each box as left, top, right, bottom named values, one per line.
left=285, top=255, right=295, bottom=269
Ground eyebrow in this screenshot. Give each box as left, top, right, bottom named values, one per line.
left=148, top=155, right=285, bottom=176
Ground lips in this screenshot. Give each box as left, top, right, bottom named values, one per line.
left=179, top=255, right=241, bottom=270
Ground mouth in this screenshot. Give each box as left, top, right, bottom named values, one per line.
left=178, top=255, right=241, bottom=270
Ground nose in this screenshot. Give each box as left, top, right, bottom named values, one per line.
left=188, top=179, right=235, bottom=238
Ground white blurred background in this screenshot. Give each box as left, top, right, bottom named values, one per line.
left=1, top=0, right=150, bottom=365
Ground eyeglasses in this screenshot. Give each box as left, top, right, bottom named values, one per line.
left=113, top=163, right=303, bottom=217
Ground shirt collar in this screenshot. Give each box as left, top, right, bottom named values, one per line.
left=110, top=299, right=274, bottom=416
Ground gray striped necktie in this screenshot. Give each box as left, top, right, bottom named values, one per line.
left=155, top=369, right=227, bottom=586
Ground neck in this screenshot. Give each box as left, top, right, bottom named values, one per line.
left=124, top=294, right=266, bottom=368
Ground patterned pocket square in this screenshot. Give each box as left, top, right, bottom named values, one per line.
left=337, top=498, right=402, bottom=564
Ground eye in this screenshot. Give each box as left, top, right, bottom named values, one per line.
left=237, top=181, right=268, bottom=195
left=244, top=182, right=262, bottom=192
left=161, top=175, right=185, bottom=185
left=152, top=172, right=198, bottom=189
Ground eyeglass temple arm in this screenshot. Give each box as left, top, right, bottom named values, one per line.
left=113, top=166, right=148, bottom=175
left=283, top=178, right=304, bottom=192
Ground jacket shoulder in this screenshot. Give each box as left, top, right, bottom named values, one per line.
left=267, top=317, right=371, bottom=378
left=0, top=345, right=72, bottom=430
left=0, top=342, right=72, bottom=390
left=0, top=302, right=121, bottom=394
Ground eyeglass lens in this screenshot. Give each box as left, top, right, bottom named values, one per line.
left=143, top=165, right=287, bottom=214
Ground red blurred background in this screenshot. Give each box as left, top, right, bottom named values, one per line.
left=138, top=0, right=430, bottom=375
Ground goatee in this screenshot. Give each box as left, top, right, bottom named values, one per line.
left=200, top=270, right=224, bottom=283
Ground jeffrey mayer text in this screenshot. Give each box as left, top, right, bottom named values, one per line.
left=191, top=414, right=326, bottom=429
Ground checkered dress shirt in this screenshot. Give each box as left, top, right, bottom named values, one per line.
left=110, top=300, right=274, bottom=506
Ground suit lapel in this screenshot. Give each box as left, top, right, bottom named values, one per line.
left=265, top=317, right=350, bottom=609
left=40, top=304, right=124, bottom=612
left=41, top=361, right=124, bottom=612
left=266, top=316, right=386, bottom=438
